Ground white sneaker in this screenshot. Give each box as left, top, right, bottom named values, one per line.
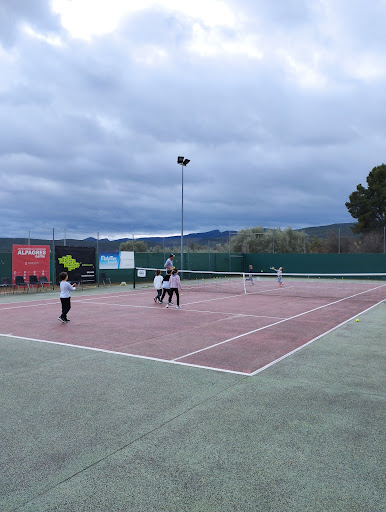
left=175, top=306, right=181, bottom=309
left=165, top=304, right=169, bottom=308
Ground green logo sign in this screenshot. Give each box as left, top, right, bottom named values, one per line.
left=58, top=255, right=81, bottom=271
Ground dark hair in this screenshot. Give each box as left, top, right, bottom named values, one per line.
left=59, top=271, right=68, bottom=281
left=169, top=254, right=174, bottom=258
left=166, top=269, right=172, bottom=274
left=172, top=268, right=178, bottom=274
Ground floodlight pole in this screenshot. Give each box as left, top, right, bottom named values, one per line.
left=181, top=164, right=184, bottom=272
left=177, top=157, right=190, bottom=275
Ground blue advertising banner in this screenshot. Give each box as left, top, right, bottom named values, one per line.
left=99, top=252, right=120, bottom=269
left=99, top=251, right=134, bottom=269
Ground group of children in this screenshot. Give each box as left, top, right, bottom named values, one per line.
left=153, top=268, right=182, bottom=308
left=153, top=253, right=182, bottom=309
left=57, top=257, right=285, bottom=323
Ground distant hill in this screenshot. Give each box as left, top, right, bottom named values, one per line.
left=0, top=224, right=356, bottom=252
left=299, top=223, right=356, bottom=238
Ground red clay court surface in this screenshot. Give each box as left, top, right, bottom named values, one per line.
left=1, top=282, right=385, bottom=375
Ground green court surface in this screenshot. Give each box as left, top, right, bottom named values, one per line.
left=0, top=290, right=385, bottom=512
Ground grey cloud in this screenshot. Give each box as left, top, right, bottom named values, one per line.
left=0, top=0, right=384, bottom=239
left=0, top=0, right=61, bottom=48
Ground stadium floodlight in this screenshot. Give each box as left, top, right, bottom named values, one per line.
left=177, top=156, right=190, bottom=275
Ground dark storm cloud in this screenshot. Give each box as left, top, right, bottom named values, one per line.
left=0, top=0, right=385, bottom=239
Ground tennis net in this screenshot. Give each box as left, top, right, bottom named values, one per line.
left=136, top=268, right=386, bottom=302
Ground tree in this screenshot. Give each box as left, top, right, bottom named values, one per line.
left=231, top=226, right=308, bottom=253
left=345, top=164, right=386, bottom=233
left=231, top=226, right=268, bottom=253
left=119, top=240, right=148, bottom=252
left=307, top=235, right=325, bottom=254
left=272, top=227, right=308, bottom=253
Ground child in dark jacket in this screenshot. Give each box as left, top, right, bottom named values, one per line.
left=159, top=269, right=172, bottom=304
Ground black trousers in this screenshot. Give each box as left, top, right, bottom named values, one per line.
left=60, top=297, right=71, bottom=320
left=160, top=288, right=172, bottom=303
left=169, top=288, right=179, bottom=306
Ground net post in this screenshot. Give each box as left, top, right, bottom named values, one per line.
left=133, top=268, right=136, bottom=289
left=242, top=273, right=247, bottom=294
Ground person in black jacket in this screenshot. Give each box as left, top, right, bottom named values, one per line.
left=159, top=269, right=173, bottom=305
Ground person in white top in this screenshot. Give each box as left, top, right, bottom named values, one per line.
left=58, top=271, right=77, bottom=323
left=271, top=266, right=284, bottom=287
left=153, top=269, right=163, bottom=303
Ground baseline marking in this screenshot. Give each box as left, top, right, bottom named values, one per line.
left=0, top=333, right=248, bottom=376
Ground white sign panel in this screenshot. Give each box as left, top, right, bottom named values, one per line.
left=119, top=251, right=135, bottom=269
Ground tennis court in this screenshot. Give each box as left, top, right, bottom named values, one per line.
left=1, top=272, right=384, bottom=375
left=1, top=278, right=385, bottom=511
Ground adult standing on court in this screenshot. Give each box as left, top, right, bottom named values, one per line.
left=164, top=253, right=175, bottom=271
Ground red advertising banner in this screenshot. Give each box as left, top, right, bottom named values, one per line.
left=12, top=245, right=51, bottom=284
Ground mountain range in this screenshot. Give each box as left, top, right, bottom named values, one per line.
left=0, top=223, right=356, bottom=252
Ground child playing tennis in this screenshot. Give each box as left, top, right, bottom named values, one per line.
left=160, top=269, right=172, bottom=305
left=168, top=268, right=182, bottom=309
left=271, top=266, right=284, bottom=286
left=153, top=269, right=163, bottom=303
left=58, top=271, right=77, bottom=323
left=247, top=265, right=254, bottom=285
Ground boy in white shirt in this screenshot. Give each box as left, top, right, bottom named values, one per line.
left=58, top=271, right=77, bottom=323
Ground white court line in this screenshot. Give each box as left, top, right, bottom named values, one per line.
left=0, top=301, right=58, bottom=311
left=184, top=309, right=285, bottom=319
left=0, top=294, right=284, bottom=320
left=0, top=290, right=133, bottom=306
left=173, top=285, right=386, bottom=361
left=77, top=291, right=245, bottom=307
left=75, top=287, right=287, bottom=311
left=0, top=333, right=248, bottom=376
left=75, top=300, right=285, bottom=320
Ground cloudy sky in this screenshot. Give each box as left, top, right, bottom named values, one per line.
left=1, top=0, right=385, bottom=240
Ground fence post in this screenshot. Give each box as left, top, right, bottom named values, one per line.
left=96, top=232, right=100, bottom=287
left=52, top=228, right=55, bottom=290
left=229, top=231, right=231, bottom=271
